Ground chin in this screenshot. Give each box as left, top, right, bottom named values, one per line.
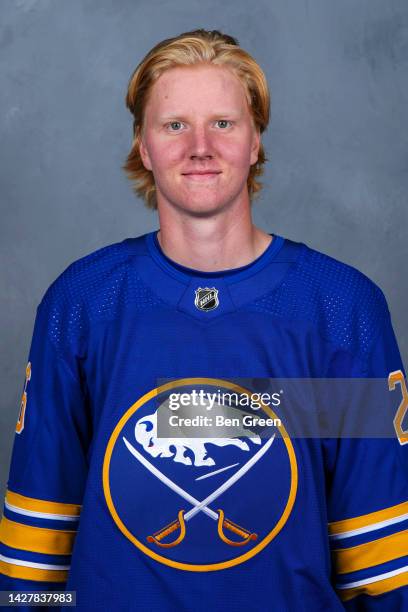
left=158, top=184, right=238, bottom=215
left=178, top=197, right=231, bottom=217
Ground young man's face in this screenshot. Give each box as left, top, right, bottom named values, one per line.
left=139, top=64, right=260, bottom=216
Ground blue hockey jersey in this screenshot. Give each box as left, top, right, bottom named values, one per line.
left=1, top=231, right=407, bottom=611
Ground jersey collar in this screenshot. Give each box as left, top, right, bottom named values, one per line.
left=145, top=230, right=285, bottom=285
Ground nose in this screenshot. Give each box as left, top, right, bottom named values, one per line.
left=188, top=125, right=214, bottom=160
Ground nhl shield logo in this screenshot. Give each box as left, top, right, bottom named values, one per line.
left=194, top=287, right=219, bottom=311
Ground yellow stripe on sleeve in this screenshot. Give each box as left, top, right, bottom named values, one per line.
left=0, top=517, right=76, bottom=555
left=0, top=559, right=68, bottom=583
left=329, top=500, right=408, bottom=536
left=333, top=529, right=408, bottom=575
left=338, top=569, right=408, bottom=601
left=6, top=489, right=81, bottom=517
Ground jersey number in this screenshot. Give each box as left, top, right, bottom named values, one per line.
left=388, top=370, right=408, bottom=445
left=16, top=361, right=31, bottom=434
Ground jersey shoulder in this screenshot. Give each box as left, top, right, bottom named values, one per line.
left=40, top=234, right=144, bottom=306
left=257, top=239, right=391, bottom=364
left=297, top=240, right=388, bottom=310
left=37, top=233, right=161, bottom=354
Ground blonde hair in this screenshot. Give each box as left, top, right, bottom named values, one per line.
left=122, top=29, right=270, bottom=209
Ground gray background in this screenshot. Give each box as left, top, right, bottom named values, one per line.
left=1, top=0, right=407, bottom=498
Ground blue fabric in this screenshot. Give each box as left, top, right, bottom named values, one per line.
left=1, top=231, right=407, bottom=611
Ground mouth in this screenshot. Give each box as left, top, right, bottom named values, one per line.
left=182, top=172, right=222, bottom=181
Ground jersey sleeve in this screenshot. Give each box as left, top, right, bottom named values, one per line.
left=325, top=290, right=408, bottom=609
left=0, top=284, right=92, bottom=600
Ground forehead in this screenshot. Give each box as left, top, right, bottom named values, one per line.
left=145, top=64, right=250, bottom=116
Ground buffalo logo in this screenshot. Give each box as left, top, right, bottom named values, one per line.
left=103, top=378, right=298, bottom=571
left=194, top=287, right=219, bottom=311
left=135, top=410, right=261, bottom=467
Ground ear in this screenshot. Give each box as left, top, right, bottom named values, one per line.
left=139, top=133, right=153, bottom=172
left=250, top=127, right=261, bottom=166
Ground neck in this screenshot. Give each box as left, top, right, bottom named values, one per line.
left=156, top=197, right=272, bottom=272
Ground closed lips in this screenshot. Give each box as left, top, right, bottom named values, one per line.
left=182, top=171, right=221, bottom=175
left=182, top=171, right=222, bottom=181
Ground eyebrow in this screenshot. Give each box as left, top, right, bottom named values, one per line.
left=157, top=112, right=242, bottom=122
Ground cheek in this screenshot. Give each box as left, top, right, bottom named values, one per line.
left=219, top=140, right=253, bottom=169
left=149, top=139, right=185, bottom=170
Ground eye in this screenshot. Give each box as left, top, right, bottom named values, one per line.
left=167, top=121, right=184, bottom=131
left=215, top=120, right=232, bottom=129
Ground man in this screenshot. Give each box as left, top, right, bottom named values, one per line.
left=1, top=29, right=407, bottom=611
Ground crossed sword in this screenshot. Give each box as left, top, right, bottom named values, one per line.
left=123, top=434, right=275, bottom=548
